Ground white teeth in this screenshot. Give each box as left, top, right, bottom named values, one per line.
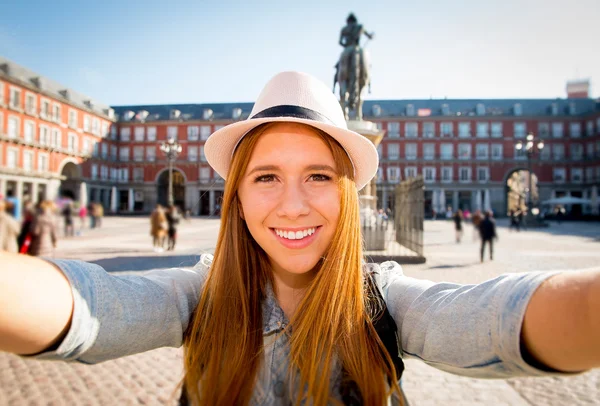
left=274, top=227, right=316, bottom=240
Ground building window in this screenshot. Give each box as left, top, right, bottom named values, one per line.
left=24, top=120, right=35, bottom=143
left=568, top=102, right=576, bottom=116
left=387, top=167, right=401, bottom=183
left=110, top=125, right=117, bottom=140
left=597, top=118, right=600, bottom=134
left=119, top=168, right=129, bottom=183
left=406, top=104, right=415, bottom=116
left=552, top=122, right=563, bottom=138
left=441, top=167, right=453, bottom=183
left=0, top=82, right=4, bottom=105
left=423, top=143, right=435, bottom=160
left=9, top=87, right=21, bottom=110
left=101, top=122, right=109, bottom=138
left=68, top=109, right=78, bottom=128
left=39, top=125, right=49, bottom=146
left=569, top=122, right=581, bottom=138
left=405, top=122, right=418, bottom=138
left=167, top=126, right=178, bottom=140
left=422, top=122, right=435, bottom=138
left=7, top=148, right=18, bottom=168
left=458, top=122, right=471, bottom=138
left=200, top=125, right=211, bottom=140
left=51, top=129, right=62, bottom=148
left=188, top=126, right=199, bottom=141
left=120, top=147, right=130, bottom=162
left=514, top=144, right=526, bottom=160
left=570, top=144, right=583, bottom=160
left=7, top=116, right=20, bottom=138
left=587, top=143, right=595, bottom=159
left=91, top=164, right=98, bottom=180
left=476, top=103, right=485, bottom=116
left=491, top=144, right=503, bottom=160
left=458, top=143, right=471, bottom=160
left=540, top=145, right=551, bottom=160
left=385, top=122, right=398, bottom=138
left=586, top=121, right=594, bottom=137
left=25, top=93, right=36, bottom=115
left=476, top=122, right=489, bottom=138
left=477, top=167, right=489, bottom=183
left=92, top=118, right=100, bottom=135
left=586, top=167, right=594, bottom=182
left=476, top=144, right=489, bottom=159
left=188, top=146, right=198, bottom=162
left=134, top=146, right=144, bottom=162
left=52, top=103, right=61, bottom=123
left=120, top=127, right=131, bottom=141
left=440, top=122, right=453, bottom=138
left=570, top=168, right=583, bottom=183
left=134, top=126, right=145, bottom=142
left=67, top=133, right=78, bottom=152
left=490, top=122, right=503, bottom=138
left=83, top=115, right=91, bottom=132
left=40, top=99, right=50, bottom=119
left=553, top=144, right=565, bottom=160
left=104, top=144, right=111, bottom=160
left=38, top=153, right=49, bottom=172
left=423, top=167, right=436, bottom=183
left=133, top=167, right=144, bottom=182
left=404, top=166, right=417, bottom=179
left=82, top=138, right=90, bottom=155
left=92, top=141, right=99, bottom=158
left=513, top=103, right=523, bottom=116
left=110, top=168, right=117, bottom=181
left=405, top=143, right=417, bottom=160
left=200, top=167, right=211, bottom=181
left=146, top=146, right=156, bottom=161
left=513, top=122, right=526, bottom=138
left=441, top=104, right=450, bottom=116
left=377, top=144, right=382, bottom=157
left=459, top=167, right=472, bottom=182
left=440, top=143, right=453, bottom=160
left=538, top=122, right=550, bottom=138
left=387, top=143, right=399, bottom=159
left=100, top=166, right=108, bottom=180
left=147, top=126, right=157, bottom=141
left=551, top=103, right=559, bottom=116
left=375, top=167, right=383, bottom=181
left=200, top=145, right=207, bottom=162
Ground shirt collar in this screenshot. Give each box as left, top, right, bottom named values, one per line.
left=262, top=281, right=289, bottom=334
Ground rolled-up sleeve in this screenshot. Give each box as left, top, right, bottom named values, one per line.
left=375, top=261, right=565, bottom=378
left=25, top=254, right=211, bottom=364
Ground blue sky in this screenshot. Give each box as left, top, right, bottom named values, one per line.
left=1, top=0, right=598, bottom=105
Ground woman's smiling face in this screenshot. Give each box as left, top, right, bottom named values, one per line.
left=237, top=123, right=341, bottom=277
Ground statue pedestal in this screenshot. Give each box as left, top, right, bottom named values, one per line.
left=350, top=120, right=387, bottom=251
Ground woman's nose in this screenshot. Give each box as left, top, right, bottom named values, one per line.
left=276, top=182, right=310, bottom=220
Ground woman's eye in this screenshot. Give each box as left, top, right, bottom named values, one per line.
left=309, top=174, right=332, bottom=182
left=254, top=174, right=276, bottom=183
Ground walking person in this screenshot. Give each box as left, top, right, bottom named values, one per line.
left=17, top=201, right=35, bottom=254
left=150, top=205, right=168, bottom=252
left=78, top=204, right=88, bottom=233
left=93, top=203, right=104, bottom=228
left=62, top=202, right=75, bottom=238
left=166, top=205, right=181, bottom=251
left=453, top=209, right=463, bottom=243
left=3, top=72, right=600, bottom=406
left=29, top=200, right=57, bottom=257
left=509, top=209, right=520, bottom=232
left=471, top=209, right=483, bottom=241
left=0, top=199, right=21, bottom=253
left=479, top=211, right=497, bottom=262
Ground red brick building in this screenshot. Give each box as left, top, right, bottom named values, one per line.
left=1, top=57, right=599, bottom=217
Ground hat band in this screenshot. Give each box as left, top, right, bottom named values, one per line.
left=251, top=105, right=336, bottom=126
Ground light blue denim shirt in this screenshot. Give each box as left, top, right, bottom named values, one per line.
left=29, top=255, right=564, bottom=404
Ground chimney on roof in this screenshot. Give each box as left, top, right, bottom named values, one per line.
left=0, top=63, right=9, bottom=75
left=59, top=89, right=70, bottom=100
left=566, top=79, right=590, bottom=99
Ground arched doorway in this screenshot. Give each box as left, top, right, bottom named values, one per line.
left=60, top=161, right=82, bottom=200
left=505, top=169, right=539, bottom=215
left=157, top=169, right=186, bottom=209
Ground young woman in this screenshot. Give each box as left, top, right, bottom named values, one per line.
left=1, top=72, right=600, bottom=406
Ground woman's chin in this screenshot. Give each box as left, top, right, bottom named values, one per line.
left=271, top=256, right=322, bottom=277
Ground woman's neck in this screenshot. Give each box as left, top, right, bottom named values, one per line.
left=271, top=265, right=317, bottom=320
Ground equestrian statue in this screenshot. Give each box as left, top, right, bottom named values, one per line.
left=333, top=13, right=374, bottom=121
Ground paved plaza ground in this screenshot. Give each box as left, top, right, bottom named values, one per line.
left=1, top=216, right=600, bottom=405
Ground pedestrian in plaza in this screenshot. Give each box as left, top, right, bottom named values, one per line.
left=453, top=209, right=463, bottom=243
left=28, top=200, right=57, bottom=257
left=509, top=209, right=520, bottom=232
left=166, top=205, right=181, bottom=251
left=0, top=199, right=21, bottom=253
left=62, top=202, right=75, bottom=238
left=479, top=210, right=497, bottom=262
left=150, top=204, right=168, bottom=252
left=17, top=201, right=35, bottom=254
left=93, top=203, right=104, bottom=228
left=471, top=209, right=483, bottom=241
left=88, top=202, right=96, bottom=229
left=78, top=204, right=88, bottom=233
left=3, top=71, right=600, bottom=406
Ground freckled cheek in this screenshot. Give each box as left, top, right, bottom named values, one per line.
left=306, top=188, right=341, bottom=220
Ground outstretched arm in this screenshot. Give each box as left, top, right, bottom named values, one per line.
left=522, top=270, right=600, bottom=371
left=0, top=252, right=74, bottom=354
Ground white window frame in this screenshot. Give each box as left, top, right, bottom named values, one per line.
left=188, top=146, right=198, bottom=162
left=570, top=143, right=583, bottom=160
left=587, top=121, right=594, bottom=137
left=200, top=145, right=207, bottom=162
left=67, top=132, right=78, bottom=153
left=423, top=166, right=436, bottom=183
left=199, top=167, right=211, bottom=181
left=51, top=128, right=62, bottom=148
left=101, top=144, right=108, bottom=159
left=553, top=144, right=565, bottom=160
left=441, top=166, right=453, bottom=183
left=552, top=122, right=564, bottom=138
left=387, top=122, right=400, bottom=138
left=24, top=120, right=35, bottom=143
left=120, top=147, right=130, bottom=162
left=39, top=125, right=50, bottom=146
left=82, top=138, right=90, bottom=155
left=133, top=167, right=144, bottom=182
left=101, top=122, right=109, bottom=138
left=458, top=143, right=472, bottom=160
left=7, top=115, right=20, bottom=138
left=120, top=127, right=131, bottom=142
left=404, top=166, right=417, bottom=179
left=387, top=167, right=401, bottom=183
left=440, top=143, right=453, bottom=160
left=167, top=126, right=178, bottom=140
left=38, top=153, right=49, bottom=172
left=92, top=117, right=100, bottom=135
left=440, top=122, right=453, bottom=138
left=83, top=115, right=91, bottom=133
left=423, top=143, right=435, bottom=160
left=68, top=109, right=78, bottom=129
left=570, top=168, right=583, bottom=183
left=491, top=122, right=503, bottom=138
left=459, top=167, right=472, bottom=183
left=491, top=144, right=503, bottom=160
left=146, top=146, right=156, bottom=162
left=40, top=99, right=51, bottom=120
left=422, top=122, right=435, bottom=138
left=476, top=122, right=489, bottom=138
left=134, top=126, right=145, bottom=142
left=9, top=86, right=21, bottom=110
left=475, top=144, right=489, bottom=160
left=569, top=122, right=581, bottom=138
left=458, top=122, right=471, bottom=138
left=200, top=125, right=211, bottom=140
left=405, top=143, right=417, bottom=160
left=147, top=126, right=157, bottom=141
left=405, top=122, right=418, bottom=138
left=553, top=167, right=566, bottom=183
left=52, top=103, right=61, bottom=123
left=22, top=150, right=34, bottom=171
left=513, top=122, right=526, bottom=138
left=0, top=81, right=4, bottom=106
left=538, top=122, right=550, bottom=138
left=387, top=143, right=399, bottom=159
left=25, top=92, right=36, bottom=115
left=188, top=126, right=200, bottom=141
left=7, top=147, right=18, bottom=168
left=133, top=146, right=144, bottom=162
left=477, top=166, right=490, bottom=183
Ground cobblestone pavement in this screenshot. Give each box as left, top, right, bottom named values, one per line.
left=1, top=217, right=599, bottom=405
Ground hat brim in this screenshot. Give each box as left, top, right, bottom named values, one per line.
left=204, top=117, right=379, bottom=191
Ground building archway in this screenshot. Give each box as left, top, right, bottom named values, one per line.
left=157, top=169, right=186, bottom=209
left=59, top=160, right=82, bottom=200
left=505, top=168, right=539, bottom=215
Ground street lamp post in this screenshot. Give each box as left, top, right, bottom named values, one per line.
left=515, top=132, right=544, bottom=225
left=160, top=137, right=182, bottom=206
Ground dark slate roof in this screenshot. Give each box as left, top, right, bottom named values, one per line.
left=112, top=98, right=599, bottom=123
left=0, top=56, right=114, bottom=119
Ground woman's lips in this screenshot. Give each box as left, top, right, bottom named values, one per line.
left=270, top=226, right=322, bottom=249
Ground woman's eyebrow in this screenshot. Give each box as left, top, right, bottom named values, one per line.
left=246, top=164, right=336, bottom=176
